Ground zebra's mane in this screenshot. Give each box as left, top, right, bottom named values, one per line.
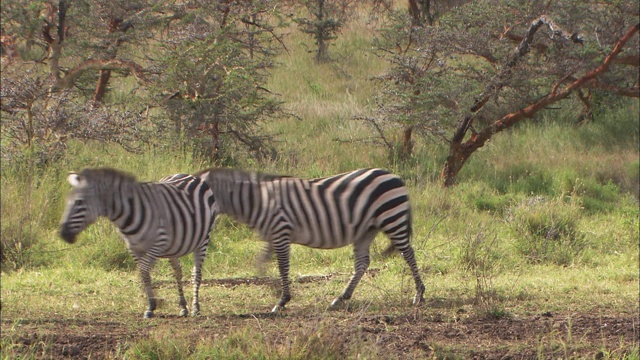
left=78, top=167, right=137, bottom=184
left=196, top=167, right=288, bottom=183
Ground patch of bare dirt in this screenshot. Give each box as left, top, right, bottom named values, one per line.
left=3, top=276, right=637, bottom=359
left=3, top=317, right=143, bottom=359
left=3, top=310, right=637, bottom=359
left=154, top=268, right=381, bottom=289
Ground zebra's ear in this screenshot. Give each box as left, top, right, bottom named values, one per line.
left=67, top=172, right=84, bottom=188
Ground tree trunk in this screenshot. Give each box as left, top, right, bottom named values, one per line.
left=441, top=115, right=476, bottom=187
left=401, top=125, right=414, bottom=159
left=408, top=0, right=433, bottom=26
left=408, top=0, right=422, bottom=26
left=93, top=70, right=111, bottom=103
left=315, top=0, right=329, bottom=63
left=316, top=36, right=329, bottom=63
left=210, top=118, right=220, bottom=162
left=421, top=0, right=434, bottom=26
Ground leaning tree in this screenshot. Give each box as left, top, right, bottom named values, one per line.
left=369, top=0, right=638, bottom=186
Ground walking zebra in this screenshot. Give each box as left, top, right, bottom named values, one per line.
left=59, top=168, right=217, bottom=318
left=196, top=168, right=425, bottom=312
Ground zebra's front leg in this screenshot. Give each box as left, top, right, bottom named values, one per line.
left=190, top=243, right=208, bottom=317
left=329, top=249, right=371, bottom=310
left=169, top=258, right=189, bottom=317
left=137, top=257, right=158, bottom=318
left=271, top=241, right=291, bottom=313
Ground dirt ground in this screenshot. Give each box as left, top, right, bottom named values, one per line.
left=3, top=311, right=638, bottom=359
left=3, top=277, right=638, bottom=359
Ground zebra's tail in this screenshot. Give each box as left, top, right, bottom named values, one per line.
left=381, top=244, right=396, bottom=257
left=381, top=204, right=413, bottom=258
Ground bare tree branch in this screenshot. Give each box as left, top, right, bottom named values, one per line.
left=584, top=83, right=639, bottom=98
left=52, top=59, right=147, bottom=90
left=353, top=116, right=395, bottom=150
left=613, top=55, right=640, bottom=66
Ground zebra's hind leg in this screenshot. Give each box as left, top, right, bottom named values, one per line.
left=396, top=243, right=425, bottom=305
left=271, top=241, right=292, bottom=313
left=169, top=258, right=189, bottom=317
left=190, top=241, right=208, bottom=317
left=256, top=242, right=273, bottom=276
left=329, top=232, right=376, bottom=310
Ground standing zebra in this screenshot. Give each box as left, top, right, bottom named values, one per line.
left=196, top=168, right=425, bottom=312
left=59, top=168, right=218, bottom=318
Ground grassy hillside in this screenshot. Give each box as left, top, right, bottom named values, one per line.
left=1, top=13, right=639, bottom=360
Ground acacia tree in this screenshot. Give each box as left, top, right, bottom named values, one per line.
left=294, top=0, right=357, bottom=63
left=154, top=0, right=287, bottom=162
left=407, top=0, right=471, bottom=26
left=369, top=0, right=639, bottom=186
left=1, top=0, right=152, bottom=164
left=1, top=0, right=287, bottom=165
left=69, top=1, right=140, bottom=103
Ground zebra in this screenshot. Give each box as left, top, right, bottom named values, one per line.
left=59, top=168, right=218, bottom=318
left=196, top=167, right=425, bottom=312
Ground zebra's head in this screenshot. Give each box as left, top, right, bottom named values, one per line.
left=59, top=168, right=133, bottom=244
left=59, top=172, right=101, bottom=243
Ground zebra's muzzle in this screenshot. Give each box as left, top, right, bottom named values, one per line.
left=59, top=225, right=78, bottom=244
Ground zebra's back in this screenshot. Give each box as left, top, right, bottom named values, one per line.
left=198, top=168, right=411, bottom=249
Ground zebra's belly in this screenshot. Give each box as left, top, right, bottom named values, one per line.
left=159, top=238, right=203, bottom=258
left=289, top=228, right=359, bottom=249
left=120, top=233, right=154, bottom=258
left=120, top=227, right=203, bottom=259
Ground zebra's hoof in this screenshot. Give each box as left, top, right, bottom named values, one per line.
left=413, top=295, right=425, bottom=306
left=144, top=310, right=154, bottom=319
left=271, top=305, right=286, bottom=313
left=191, top=310, right=200, bottom=317
left=179, top=309, right=188, bottom=317
left=328, top=298, right=345, bottom=311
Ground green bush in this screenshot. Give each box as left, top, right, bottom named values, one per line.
left=510, top=197, right=588, bottom=266
left=580, top=180, right=620, bottom=213
left=454, top=181, right=516, bottom=215
left=555, top=174, right=622, bottom=213
left=0, top=216, right=47, bottom=272
left=508, top=167, right=554, bottom=196
left=626, top=160, right=640, bottom=199
left=474, top=194, right=511, bottom=214
left=0, top=171, right=65, bottom=272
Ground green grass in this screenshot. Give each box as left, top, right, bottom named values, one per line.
left=2, top=11, right=639, bottom=360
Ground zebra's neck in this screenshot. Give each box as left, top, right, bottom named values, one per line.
left=102, top=182, right=138, bottom=230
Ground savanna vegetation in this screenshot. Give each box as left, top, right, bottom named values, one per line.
left=1, top=0, right=638, bottom=359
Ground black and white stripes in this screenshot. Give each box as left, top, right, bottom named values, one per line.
left=59, top=168, right=217, bottom=318
left=197, top=168, right=425, bottom=311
